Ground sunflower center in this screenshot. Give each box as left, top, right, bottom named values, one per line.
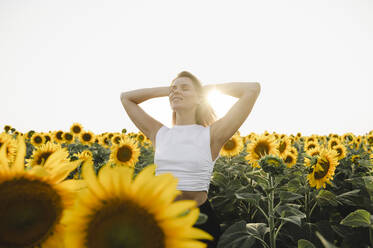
left=36, top=152, right=53, bottom=166
left=73, top=126, right=81, bottom=134
left=307, top=144, right=315, bottom=150
left=83, top=133, right=92, bottom=142
left=254, top=142, right=269, bottom=158
left=314, top=158, right=330, bottom=180
left=336, top=148, right=342, bottom=156
left=56, top=132, right=63, bottom=140
left=64, top=133, right=73, bottom=141
left=114, top=137, right=121, bottom=144
left=86, top=199, right=165, bottom=248
left=117, top=146, right=132, bottom=162
left=224, top=140, right=236, bottom=151
left=34, top=136, right=43, bottom=144
left=0, top=178, right=63, bottom=248
left=278, top=141, right=286, bottom=153
left=285, top=155, right=293, bottom=163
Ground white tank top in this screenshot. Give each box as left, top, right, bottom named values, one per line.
left=154, top=124, right=220, bottom=193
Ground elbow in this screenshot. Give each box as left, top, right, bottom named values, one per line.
left=255, top=82, right=261, bottom=94
left=245, top=82, right=261, bottom=96
left=120, top=92, right=127, bottom=102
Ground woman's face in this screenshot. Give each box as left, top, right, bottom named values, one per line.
left=169, top=77, right=201, bottom=110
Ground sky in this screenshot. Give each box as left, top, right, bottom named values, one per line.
left=1, top=0, right=372, bottom=137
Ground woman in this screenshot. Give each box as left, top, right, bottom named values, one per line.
left=120, top=71, right=260, bottom=247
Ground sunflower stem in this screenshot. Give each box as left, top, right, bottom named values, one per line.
left=304, top=186, right=311, bottom=240
left=268, top=175, right=276, bottom=248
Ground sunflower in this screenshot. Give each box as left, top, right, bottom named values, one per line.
left=305, top=135, right=318, bottom=144
left=289, top=146, right=298, bottom=156
left=342, top=133, right=355, bottom=144
left=53, top=130, right=65, bottom=144
left=111, top=133, right=124, bottom=146
left=43, top=132, right=53, bottom=144
left=0, top=135, right=85, bottom=248
left=0, top=133, right=17, bottom=165
left=350, top=154, right=360, bottom=165
left=109, top=136, right=140, bottom=168
left=70, top=122, right=84, bottom=137
left=26, top=142, right=69, bottom=168
left=307, top=148, right=339, bottom=189
left=304, top=141, right=320, bottom=152
left=332, top=144, right=347, bottom=160
left=304, top=147, right=321, bottom=167
left=30, top=132, right=45, bottom=147
left=283, top=152, right=297, bottom=168
left=101, top=134, right=111, bottom=148
left=220, top=134, right=244, bottom=158
left=276, top=137, right=292, bottom=159
left=76, top=150, right=94, bottom=169
left=245, top=134, right=279, bottom=168
left=63, top=162, right=213, bottom=248
left=4, top=125, right=12, bottom=133
left=135, top=131, right=148, bottom=146
left=319, top=136, right=327, bottom=146
left=26, top=130, right=36, bottom=139
left=79, top=131, right=96, bottom=146
left=327, top=137, right=341, bottom=150
left=63, top=132, right=74, bottom=144
left=259, top=154, right=286, bottom=176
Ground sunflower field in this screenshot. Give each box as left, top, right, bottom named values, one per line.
left=1, top=123, right=373, bottom=248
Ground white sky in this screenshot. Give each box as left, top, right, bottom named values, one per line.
left=1, top=0, right=372, bottom=137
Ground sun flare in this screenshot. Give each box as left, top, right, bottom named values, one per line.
left=206, top=89, right=236, bottom=118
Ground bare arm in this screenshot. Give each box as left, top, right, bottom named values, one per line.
left=120, top=86, right=170, bottom=104
left=203, top=82, right=261, bottom=98
left=207, top=82, right=261, bottom=150
left=120, top=86, right=170, bottom=146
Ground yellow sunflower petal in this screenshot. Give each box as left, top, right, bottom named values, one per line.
left=178, top=226, right=214, bottom=240
left=158, top=200, right=198, bottom=220
left=131, top=164, right=157, bottom=194
left=166, top=239, right=207, bottom=248
left=29, top=165, right=51, bottom=177
left=58, top=179, right=87, bottom=192
left=12, top=135, right=26, bottom=173
left=82, top=160, right=107, bottom=199
left=49, top=160, right=81, bottom=184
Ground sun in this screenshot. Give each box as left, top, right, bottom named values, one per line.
left=206, top=89, right=236, bottom=118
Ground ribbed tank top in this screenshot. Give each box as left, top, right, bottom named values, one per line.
left=154, top=124, right=220, bottom=193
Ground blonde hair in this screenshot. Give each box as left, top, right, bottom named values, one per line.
left=170, top=71, right=217, bottom=127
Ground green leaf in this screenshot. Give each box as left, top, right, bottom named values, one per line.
left=340, top=209, right=371, bottom=228
left=279, top=191, right=304, bottom=201
left=316, top=190, right=338, bottom=207
left=217, top=220, right=256, bottom=248
left=195, top=213, right=208, bottom=225
left=298, top=239, right=317, bottom=248
left=234, top=192, right=262, bottom=205
left=246, top=223, right=269, bottom=237
left=279, top=216, right=303, bottom=227
left=336, top=189, right=360, bottom=206
left=315, top=231, right=338, bottom=248
left=212, top=172, right=229, bottom=186
left=276, top=204, right=306, bottom=219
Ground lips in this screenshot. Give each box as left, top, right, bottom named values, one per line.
left=172, top=96, right=183, bottom=101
